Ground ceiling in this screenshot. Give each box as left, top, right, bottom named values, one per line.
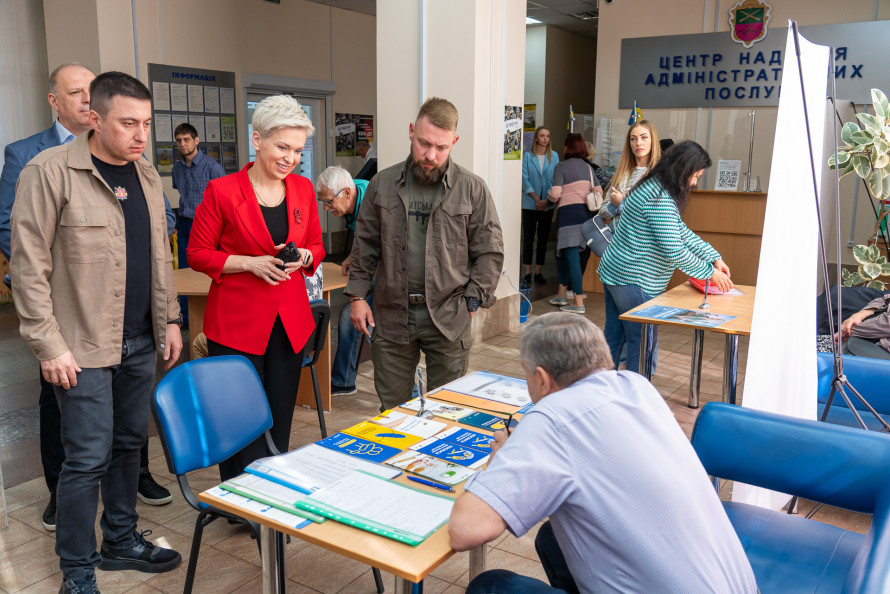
left=302, top=0, right=600, bottom=39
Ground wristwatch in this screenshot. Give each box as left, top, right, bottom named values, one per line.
left=167, top=314, right=183, bottom=328
left=466, top=297, right=480, bottom=312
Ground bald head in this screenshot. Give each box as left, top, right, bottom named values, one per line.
left=48, top=64, right=96, bottom=136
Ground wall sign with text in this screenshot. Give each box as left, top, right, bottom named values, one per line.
left=619, top=20, right=890, bottom=109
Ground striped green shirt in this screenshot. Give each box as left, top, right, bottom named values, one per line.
left=597, top=178, right=720, bottom=296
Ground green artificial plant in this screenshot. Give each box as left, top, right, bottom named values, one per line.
left=828, top=88, right=890, bottom=289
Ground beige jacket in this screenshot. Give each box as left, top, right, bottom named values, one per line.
left=345, top=158, right=504, bottom=344
left=10, top=133, right=179, bottom=367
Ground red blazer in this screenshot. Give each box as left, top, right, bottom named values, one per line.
left=188, top=164, right=324, bottom=355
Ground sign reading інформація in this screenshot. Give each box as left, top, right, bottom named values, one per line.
left=618, top=20, right=890, bottom=109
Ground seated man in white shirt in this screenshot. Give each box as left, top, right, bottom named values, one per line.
left=449, top=313, right=756, bottom=594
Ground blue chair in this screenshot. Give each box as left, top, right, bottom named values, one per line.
left=304, top=299, right=332, bottom=439
left=690, top=402, right=890, bottom=593
left=817, top=352, right=890, bottom=430
left=152, top=356, right=280, bottom=593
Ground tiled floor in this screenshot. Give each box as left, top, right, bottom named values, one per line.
left=0, top=293, right=872, bottom=593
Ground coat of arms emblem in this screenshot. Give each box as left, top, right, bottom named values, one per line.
left=729, top=0, right=771, bottom=48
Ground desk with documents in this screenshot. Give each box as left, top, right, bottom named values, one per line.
left=198, top=371, right=529, bottom=594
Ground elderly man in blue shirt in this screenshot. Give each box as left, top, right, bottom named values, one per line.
left=449, top=312, right=757, bottom=594
left=171, top=122, right=225, bottom=323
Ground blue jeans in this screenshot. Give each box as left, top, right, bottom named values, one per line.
left=55, top=331, right=157, bottom=579
left=555, top=246, right=585, bottom=294
left=603, top=283, right=658, bottom=375
left=466, top=521, right=577, bottom=594
left=332, top=292, right=375, bottom=388
left=175, top=214, right=193, bottom=322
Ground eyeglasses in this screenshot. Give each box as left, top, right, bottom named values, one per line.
left=318, top=187, right=346, bottom=207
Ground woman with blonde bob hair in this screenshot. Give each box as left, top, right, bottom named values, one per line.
left=599, top=120, right=661, bottom=223
left=188, top=95, right=324, bottom=480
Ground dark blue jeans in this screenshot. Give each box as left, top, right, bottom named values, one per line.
left=555, top=246, right=585, bottom=295
left=55, top=331, right=157, bottom=579
left=603, top=283, right=658, bottom=375
left=332, top=291, right=375, bottom=388
left=466, top=521, right=578, bottom=594
left=175, top=214, right=193, bottom=322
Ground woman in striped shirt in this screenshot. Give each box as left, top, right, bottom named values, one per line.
left=547, top=134, right=602, bottom=314
left=597, top=141, right=734, bottom=374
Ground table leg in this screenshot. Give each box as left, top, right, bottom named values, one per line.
left=639, top=323, right=655, bottom=380
left=186, top=295, right=207, bottom=361
left=723, top=334, right=740, bottom=405
left=259, top=525, right=285, bottom=594
left=688, top=329, right=705, bottom=408
left=469, top=544, right=487, bottom=582
left=394, top=577, right=423, bottom=594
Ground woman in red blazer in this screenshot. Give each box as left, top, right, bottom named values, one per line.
left=188, top=95, right=324, bottom=480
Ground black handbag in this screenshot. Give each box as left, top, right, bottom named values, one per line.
left=581, top=215, right=613, bottom=257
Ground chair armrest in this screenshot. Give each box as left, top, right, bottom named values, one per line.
left=845, top=481, right=890, bottom=593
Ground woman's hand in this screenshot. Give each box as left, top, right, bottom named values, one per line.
left=609, top=186, right=624, bottom=207
left=296, top=247, right=313, bottom=269
left=243, top=252, right=291, bottom=285
left=713, top=259, right=731, bottom=277
left=535, top=198, right=549, bottom=212
left=836, top=309, right=876, bottom=342
left=710, top=267, right=734, bottom=292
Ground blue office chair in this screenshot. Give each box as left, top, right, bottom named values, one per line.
left=817, top=352, right=890, bottom=430
left=690, top=402, right=890, bottom=593
left=304, top=299, right=331, bottom=439
left=152, top=355, right=281, bottom=593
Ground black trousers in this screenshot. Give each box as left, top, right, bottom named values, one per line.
left=522, top=208, right=555, bottom=267
left=40, top=372, right=153, bottom=493
left=208, top=316, right=304, bottom=481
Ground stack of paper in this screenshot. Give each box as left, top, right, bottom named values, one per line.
left=245, top=443, right=400, bottom=494
left=295, top=470, right=454, bottom=546
left=316, top=433, right=401, bottom=463
left=386, top=451, right=475, bottom=486
left=368, top=410, right=447, bottom=438
left=409, top=437, right=490, bottom=469
left=399, top=398, right=475, bottom=421
left=342, top=421, right=425, bottom=448
left=220, top=474, right=325, bottom=523
left=441, top=371, right=531, bottom=407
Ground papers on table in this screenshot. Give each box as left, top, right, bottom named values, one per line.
left=400, top=398, right=475, bottom=421
left=459, top=411, right=511, bottom=432
left=369, top=410, right=447, bottom=438
left=628, top=305, right=736, bottom=328
left=410, top=437, right=490, bottom=469
left=440, top=371, right=531, bottom=408
left=688, top=278, right=744, bottom=296
left=221, top=473, right=325, bottom=523
left=316, top=432, right=401, bottom=463
left=295, top=471, right=454, bottom=546
left=342, top=421, right=425, bottom=449
left=246, top=443, right=400, bottom=494
left=206, top=486, right=313, bottom=530
left=436, top=426, right=495, bottom=451
left=386, top=450, right=475, bottom=486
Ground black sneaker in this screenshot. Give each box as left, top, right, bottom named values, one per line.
left=99, top=529, right=181, bottom=573
left=331, top=384, right=357, bottom=396
left=534, top=273, right=546, bottom=284
left=137, top=468, right=173, bottom=506
left=43, top=490, right=57, bottom=531
left=59, top=571, right=99, bottom=593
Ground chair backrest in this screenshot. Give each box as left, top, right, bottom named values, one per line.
left=302, top=299, right=331, bottom=367
left=817, top=352, right=890, bottom=413
left=690, top=402, right=890, bottom=514
left=152, top=356, right=273, bottom=476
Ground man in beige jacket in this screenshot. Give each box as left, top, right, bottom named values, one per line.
left=11, top=71, right=182, bottom=594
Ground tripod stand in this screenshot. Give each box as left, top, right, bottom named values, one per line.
left=790, top=22, right=890, bottom=432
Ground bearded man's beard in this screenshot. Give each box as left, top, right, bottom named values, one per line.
left=408, top=153, right=447, bottom=185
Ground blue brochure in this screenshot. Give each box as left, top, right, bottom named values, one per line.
left=437, top=426, right=495, bottom=451
left=316, top=432, right=402, bottom=464
left=413, top=439, right=490, bottom=469
left=459, top=411, right=516, bottom=432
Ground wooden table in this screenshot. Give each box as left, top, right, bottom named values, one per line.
left=198, top=400, right=497, bottom=593
left=174, top=263, right=348, bottom=411
left=620, top=283, right=755, bottom=407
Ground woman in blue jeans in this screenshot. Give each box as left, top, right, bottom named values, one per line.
left=597, top=141, right=734, bottom=374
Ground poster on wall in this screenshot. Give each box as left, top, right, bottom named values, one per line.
left=356, top=114, right=374, bottom=144
left=504, top=106, right=522, bottom=160
left=523, top=103, right=536, bottom=153
left=335, top=113, right=357, bottom=156
left=148, top=64, right=238, bottom=176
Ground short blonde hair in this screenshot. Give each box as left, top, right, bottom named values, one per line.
left=416, top=97, right=458, bottom=132
left=252, top=95, right=315, bottom=138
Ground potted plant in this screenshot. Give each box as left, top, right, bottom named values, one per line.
left=828, top=88, right=890, bottom=289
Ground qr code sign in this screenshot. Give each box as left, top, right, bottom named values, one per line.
left=718, top=169, right=738, bottom=188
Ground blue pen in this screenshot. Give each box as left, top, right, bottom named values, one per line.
left=407, top=475, right=454, bottom=493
